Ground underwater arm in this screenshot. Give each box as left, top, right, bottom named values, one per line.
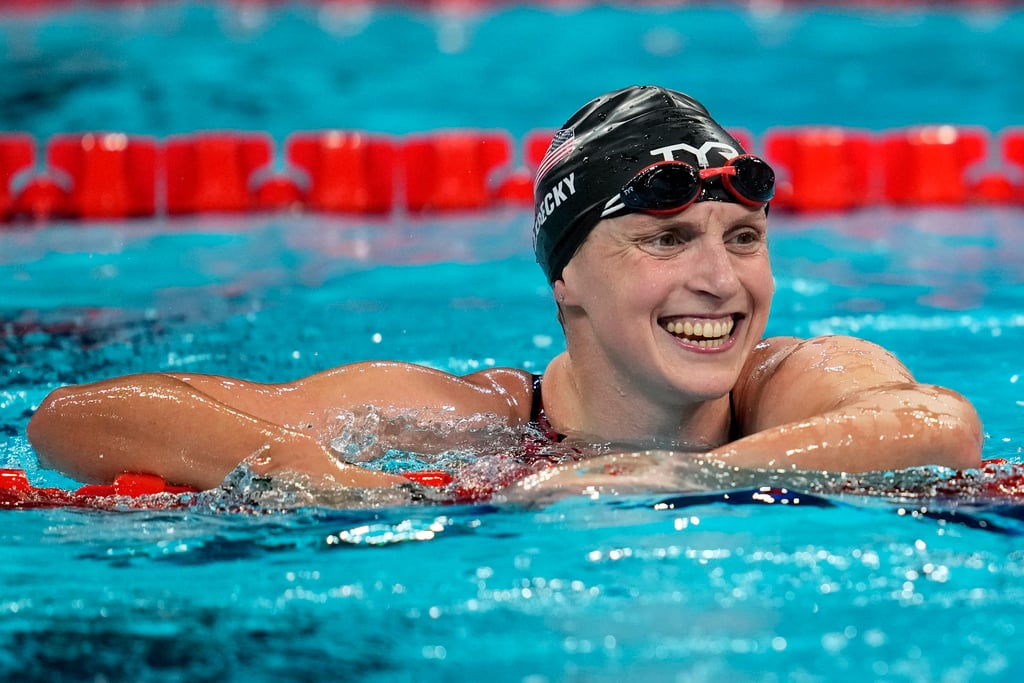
left=27, top=373, right=407, bottom=490
left=714, top=335, right=983, bottom=472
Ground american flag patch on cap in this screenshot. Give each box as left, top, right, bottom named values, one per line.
left=535, top=128, right=575, bottom=187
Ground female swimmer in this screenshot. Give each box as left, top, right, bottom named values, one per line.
left=27, top=85, right=983, bottom=491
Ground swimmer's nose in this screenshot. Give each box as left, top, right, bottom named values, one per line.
left=686, top=240, right=742, bottom=300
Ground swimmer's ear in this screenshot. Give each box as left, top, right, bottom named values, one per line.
left=552, top=276, right=576, bottom=307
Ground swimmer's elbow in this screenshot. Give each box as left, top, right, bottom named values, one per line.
left=27, top=385, right=79, bottom=470
left=937, top=390, right=984, bottom=471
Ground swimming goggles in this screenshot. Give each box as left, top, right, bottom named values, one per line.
left=601, top=154, right=776, bottom=219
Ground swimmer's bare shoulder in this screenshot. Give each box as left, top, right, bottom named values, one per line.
left=733, top=334, right=915, bottom=433
left=727, top=334, right=982, bottom=470
left=466, top=367, right=537, bottom=423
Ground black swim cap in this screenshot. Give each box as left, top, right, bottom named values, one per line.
left=533, top=85, right=750, bottom=283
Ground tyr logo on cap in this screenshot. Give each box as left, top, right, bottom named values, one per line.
left=649, top=141, right=739, bottom=168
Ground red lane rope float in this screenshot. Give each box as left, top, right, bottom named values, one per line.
left=766, top=127, right=876, bottom=212
left=401, top=470, right=455, bottom=487
left=0, top=469, right=198, bottom=510
left=287, top=131, right=395, bottom=214
left=767, top=125, right=1024, bottom=211
left=52, top=132, right=158, bottom=219
left=5, top=461, right=1024, bottom=510
left=881, top=125, right=988, bottom=206
left=0, top=134, right=34, bottom=221
left=166, top=132, right=274, bottom=215
left=0, top=467, right=458, bottom=510
left=2, top=125, right=1024, bottom=224
left=402, top=129, right=523, bottom=212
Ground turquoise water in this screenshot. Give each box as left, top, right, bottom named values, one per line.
left=3, top=3, right=1024, bottom=682
left=2, top=3, right=1023, bottom=139
left=3, top=209, right=1024, bottom=682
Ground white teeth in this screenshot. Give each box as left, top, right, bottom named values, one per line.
left=664, top=317, right=735, bottom=342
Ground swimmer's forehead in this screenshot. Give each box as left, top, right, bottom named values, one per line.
left=598, top=202, right=769, bottom=235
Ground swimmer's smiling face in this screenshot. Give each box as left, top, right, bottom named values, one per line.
left=555, top=200, right=773, bottom=402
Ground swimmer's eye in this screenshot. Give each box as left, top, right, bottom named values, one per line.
left=638, top=231, right=688, bottom=253
left=651, top=232, right=683, bottom=247
left=727, top=227, right=767, bottom=253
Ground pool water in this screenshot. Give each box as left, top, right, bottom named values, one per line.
left=3, top=3, right=1024, bottom=138
left=3, top=2, right=1024, bottom=682
left=3, top=207, right=1024, bottom=681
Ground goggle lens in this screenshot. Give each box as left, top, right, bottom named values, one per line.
left=620, top=162, right=701, bottom=213
left=723, top=155, right=776, bottom=204
left=616, top=155, right=775, bottom=216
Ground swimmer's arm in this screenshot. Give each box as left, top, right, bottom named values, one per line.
left=714, top=335, right=983, bottom=472
left=176, top=362, right=536, bottom=452
left=27, top=373, right=407, bottom=490
left=27, top=363, right=533, bottom=488
left=221, top=361, right=534, bottom=427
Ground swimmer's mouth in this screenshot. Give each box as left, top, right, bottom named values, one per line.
left=660, top=315, right=739, bottom=349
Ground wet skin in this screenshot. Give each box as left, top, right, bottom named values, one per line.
left=547, top=201, right=773, bottom=447
left=26, top=202, right=983, bottom=491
